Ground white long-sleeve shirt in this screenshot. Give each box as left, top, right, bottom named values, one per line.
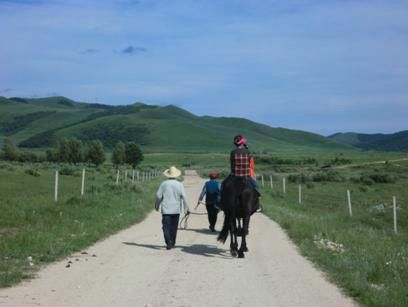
left=155, top=178, right=189, bottom=214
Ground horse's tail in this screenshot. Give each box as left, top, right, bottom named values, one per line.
left=217, top=212, right=230, bottom=243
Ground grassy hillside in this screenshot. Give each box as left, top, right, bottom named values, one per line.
left=329, top=132, right=408, bottom=152
left=0, top=96, right=104, bottom=144
left=0, top=96, right=352, bottom=153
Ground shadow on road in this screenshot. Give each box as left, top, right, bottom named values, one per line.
left=122, top=242, right=230, bottom=259
left=179, top=227, right=217, bottom=235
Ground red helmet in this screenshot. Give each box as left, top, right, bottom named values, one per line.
left=209, top=171, right=218, bottom=179
left=233, top=134, right=247, bottom=146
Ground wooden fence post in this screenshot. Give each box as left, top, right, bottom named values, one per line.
left=81, top=169, right=85, bottom=196
left=393, top=196, right=397, bottom=234
left=54, top=170, right=59, bottom=202
left=261, top=175, right=264, bottom=187
left=299, top=184, right=302, bottom=204
left=283, top=177, right=286, bottom=194
left=116, top=170, right=120, bottom=185
left=270, top=175, right=273, bottom=189
left=347, top=189, right=352, bottom=217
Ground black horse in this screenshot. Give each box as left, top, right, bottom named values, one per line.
left=217, top=176, right=259, bottom=258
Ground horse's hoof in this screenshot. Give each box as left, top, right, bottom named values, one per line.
left=238, top=252, right=245, bottom=258
left=231, top=250, right=238, bottom=257
left=244, top=247, right=249, bottom=252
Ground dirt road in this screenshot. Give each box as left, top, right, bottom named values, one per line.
left=0, top=171, right=356, bottom=307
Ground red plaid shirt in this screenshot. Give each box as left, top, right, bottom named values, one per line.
left=230, top=148, right=252, bottom=177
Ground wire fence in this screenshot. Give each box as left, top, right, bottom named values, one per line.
left=256, top=173, right=406, bottom=235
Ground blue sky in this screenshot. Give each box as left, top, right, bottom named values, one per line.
left=0, top=0, right=407, bottom=135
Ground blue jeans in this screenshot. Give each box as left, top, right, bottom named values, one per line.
left=248, top=177, right=260, bottom=195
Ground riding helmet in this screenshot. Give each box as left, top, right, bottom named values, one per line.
left=233, top=134, right=248, bottom=146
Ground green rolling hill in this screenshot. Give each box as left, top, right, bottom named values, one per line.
left=329, top=132, right=408, bottom=152
left=0, top=96, right=351, bottom=153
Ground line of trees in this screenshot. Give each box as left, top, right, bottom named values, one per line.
left=46, top=138, right=106, bottom=166
left=1, top=137, right=144, bottom=168
left=112, top=141, right=144, bottom=168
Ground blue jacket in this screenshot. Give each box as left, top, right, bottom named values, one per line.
left=198, top=179, right=221, bottom=205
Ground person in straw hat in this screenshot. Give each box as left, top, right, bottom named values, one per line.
left=155, top=166, right=190, bottom=250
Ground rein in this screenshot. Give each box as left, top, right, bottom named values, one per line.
left=179, top=213, right=190, bottom=229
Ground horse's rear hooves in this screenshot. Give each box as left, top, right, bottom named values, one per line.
left=238, top=252, right=245, bottom=258
left=231, top=250, right=238, bottom=257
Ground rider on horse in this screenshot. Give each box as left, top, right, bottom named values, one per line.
left=221, top=135, right=260, bottom=212
left=217, top=135, right=260, bottom=257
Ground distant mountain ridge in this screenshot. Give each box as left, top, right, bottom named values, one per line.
left=329, top=131, right=408, bottom=152
left=0, top=95, right=351, bottom=152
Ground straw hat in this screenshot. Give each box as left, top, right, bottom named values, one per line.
left=163, top=166, right=181, bottom=178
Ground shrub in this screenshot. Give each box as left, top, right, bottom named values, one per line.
left=255, top=156, right=300, bottom=165
left=359, top=173, right=397, bottom=185
left=59, top=167, right=76, bottom=176
left=306, top=182, right=314, bottom=189
left=18, top=151, right=43, bottom=163
left=24, top=169, right=40, bottom=177
left=302, top=157, right=319, bottom=165
left=328, top=156, right=352, bottom=165
left=288, top=173, right=311, bottom=183
left=311, top=170, right=345, bottom=182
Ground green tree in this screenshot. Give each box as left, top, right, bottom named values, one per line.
left=112, top=141, right=126, bottom=166
left=54, top=138, right=83, bottom=163
left=46, top=149, right=57, bottom=162
left=66, top=138, right=83, bottom=163
left=124, top=142, right=144, bottom=168
left=1, top=138, right=19, bottom=161
left=85, top=140, right=105, bottom=166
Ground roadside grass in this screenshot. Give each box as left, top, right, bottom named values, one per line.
left=0, top=162, right=160, bottom=287
left=261, top=161, right=408, bottom=307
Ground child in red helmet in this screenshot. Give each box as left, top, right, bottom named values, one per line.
left=196, top=171, right=221, bottom=232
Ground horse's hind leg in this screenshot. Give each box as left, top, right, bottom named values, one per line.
left=241, top=216, right=250, bottom=254
left=229, top=219, right=238, bottom=257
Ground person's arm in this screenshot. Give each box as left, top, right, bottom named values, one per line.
left=196, top=183, right=206, bottom=209
left=216, top=182, right=222, bottom=204
left=250, top=156, right=255, bottom=179
left=155, top=183, right=163, bottom=211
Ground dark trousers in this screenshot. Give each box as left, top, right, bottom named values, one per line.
left=206, top=204, right=218, bottom=229
left=162, top=214, right=180, bottom=247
